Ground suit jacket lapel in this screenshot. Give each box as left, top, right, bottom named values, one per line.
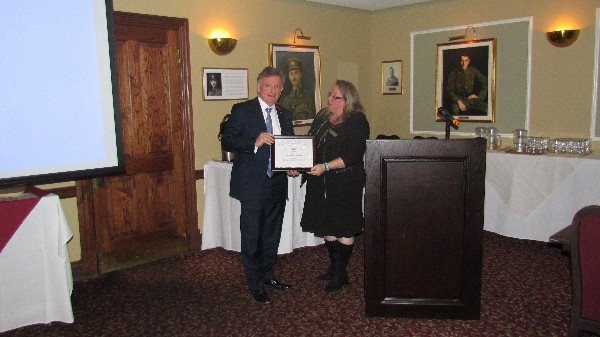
left=251, top=98, right=267, bottom=132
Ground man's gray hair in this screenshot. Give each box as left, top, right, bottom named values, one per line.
left=257, top=66, right=284, bottom=83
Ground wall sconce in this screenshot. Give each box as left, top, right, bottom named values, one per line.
left=546, top=30, right=580, bottom=47
left=293, top=28, right=311, bottom=44
left=208, top=37, right=237, bottom=55
left=449, top=26, right=477, bottom=41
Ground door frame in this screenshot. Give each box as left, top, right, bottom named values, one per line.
left=77, top=12, right=198, bottom=279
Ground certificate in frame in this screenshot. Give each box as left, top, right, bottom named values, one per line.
left=271, top=136, right=316, bottom=171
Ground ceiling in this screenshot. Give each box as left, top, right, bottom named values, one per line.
left=305, top=0, right=435, bottom=11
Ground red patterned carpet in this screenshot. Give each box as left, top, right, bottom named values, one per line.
left=3, top=232, right=574, bottom=337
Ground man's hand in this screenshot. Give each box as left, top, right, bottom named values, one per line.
left=255, top=132, right=274, bottom=147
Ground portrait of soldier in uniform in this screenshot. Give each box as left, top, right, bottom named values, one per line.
left=207, top=73, right=222, bottom=97
left=444, top=51, right=488, bottom=116
left=280, top=57, right=316, bottom=121
left=385, top=67, right=399, bottom=87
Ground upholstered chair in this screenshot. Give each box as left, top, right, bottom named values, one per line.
left=569, top=205, right=600, bottom=337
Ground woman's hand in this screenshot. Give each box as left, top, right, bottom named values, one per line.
left=306, top=164, right=327, bottom=176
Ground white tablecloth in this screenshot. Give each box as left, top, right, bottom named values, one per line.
left=202, top=160, right=324, bottom=254
left=203, top=152, right=600, bottom=250
left=485, top=152, right=600, bottom=241
left=0, top=194, right=74, bottom=332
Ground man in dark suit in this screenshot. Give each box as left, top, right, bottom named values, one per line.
left=221, top=66, right=298, bottom=304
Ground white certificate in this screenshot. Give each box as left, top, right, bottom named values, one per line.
left=272, top=136, right=316, bottom=171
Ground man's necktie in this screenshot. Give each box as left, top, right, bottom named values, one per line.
left=265, top=107, right=273, bottom=177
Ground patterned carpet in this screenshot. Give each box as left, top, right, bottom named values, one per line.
left=3, top=232, right=573, bottom=337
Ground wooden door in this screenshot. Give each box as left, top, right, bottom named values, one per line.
left=77, top=12, right=198, bottom=276
left=364, top=139, right=486, bottom=319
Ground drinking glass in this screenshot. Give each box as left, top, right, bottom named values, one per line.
left=488, top=134, right=502, bottom=150
left=512, top=129, right=528, bottom=153
left=475, top=127, right=486, bottom=138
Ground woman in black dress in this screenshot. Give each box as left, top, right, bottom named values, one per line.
left=301, top=80, right=370, bottom=292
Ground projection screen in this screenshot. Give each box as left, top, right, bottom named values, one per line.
left=0, top=0, right=123, bottom=187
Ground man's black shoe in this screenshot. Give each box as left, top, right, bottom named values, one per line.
left=249, top=289, right=271, bottom=304
left=264, top=279, right=292, bottom=290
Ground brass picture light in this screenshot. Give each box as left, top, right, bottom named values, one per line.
left=293, top=28, right=311, bottom=44
left=449, top=26, right=477, bottom=41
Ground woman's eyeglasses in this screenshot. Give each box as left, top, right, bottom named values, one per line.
left=328, top=92, right=344, bottom=100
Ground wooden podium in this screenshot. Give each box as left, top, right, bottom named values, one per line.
left=364, top=138, right=486, bottom=319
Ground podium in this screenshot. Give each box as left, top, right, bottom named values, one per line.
left=364, top=138, right=486, bottom=319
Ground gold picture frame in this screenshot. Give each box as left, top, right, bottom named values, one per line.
left=435, top=38, right=496, bottom=123
left=269, top=43, right=321, bottom=127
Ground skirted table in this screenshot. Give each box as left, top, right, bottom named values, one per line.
left=0, top=187, right=74, bottom=332
left=203, top=151, right=600, bottom=251
left=484, top=151, right=600, bottom=242
left=202, top=160, right=323, bottom=254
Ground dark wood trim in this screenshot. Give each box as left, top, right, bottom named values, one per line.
left=175, top=16, right=201, bottom=252
left=43, top=186, right=77, bottom=199
left=70, top=261, right=85, bottom=282
left=76, top=180, right=100, bottom=279
left=43, top=169, right=204, bottom=200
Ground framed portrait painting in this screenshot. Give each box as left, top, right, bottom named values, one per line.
left=436, top=38, right=496, bottom=123
left=269, top=43, right=321, bottom=126
left=382, top=60, right=403, bottom=94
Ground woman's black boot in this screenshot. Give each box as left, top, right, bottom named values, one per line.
left=325, top=242, right=353, bottom=292
left=317, top=240, right=337, bottom=281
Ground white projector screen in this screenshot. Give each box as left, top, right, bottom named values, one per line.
left=0, top=0, right=123, bottom=187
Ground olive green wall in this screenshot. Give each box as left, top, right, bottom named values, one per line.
left=411, top=19, right=531, bottom=134
left=60, top=0, right=600, bottom=261
left=369, top=0, right=600, bottom=142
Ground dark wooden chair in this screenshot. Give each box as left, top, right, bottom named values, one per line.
left=569, top=205, right=600, bottom=337
left=375, top=134, right=400, bottom=139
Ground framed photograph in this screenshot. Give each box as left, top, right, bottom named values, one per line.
left=436, top=38, right=496, bottom=123
left=271, top=136, right=315, bottom=171
left=202, top=68, right=248, bottom=101
left=269, top=44, right=321, bottom=127
left=382, top=60, right=403, bottom=94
